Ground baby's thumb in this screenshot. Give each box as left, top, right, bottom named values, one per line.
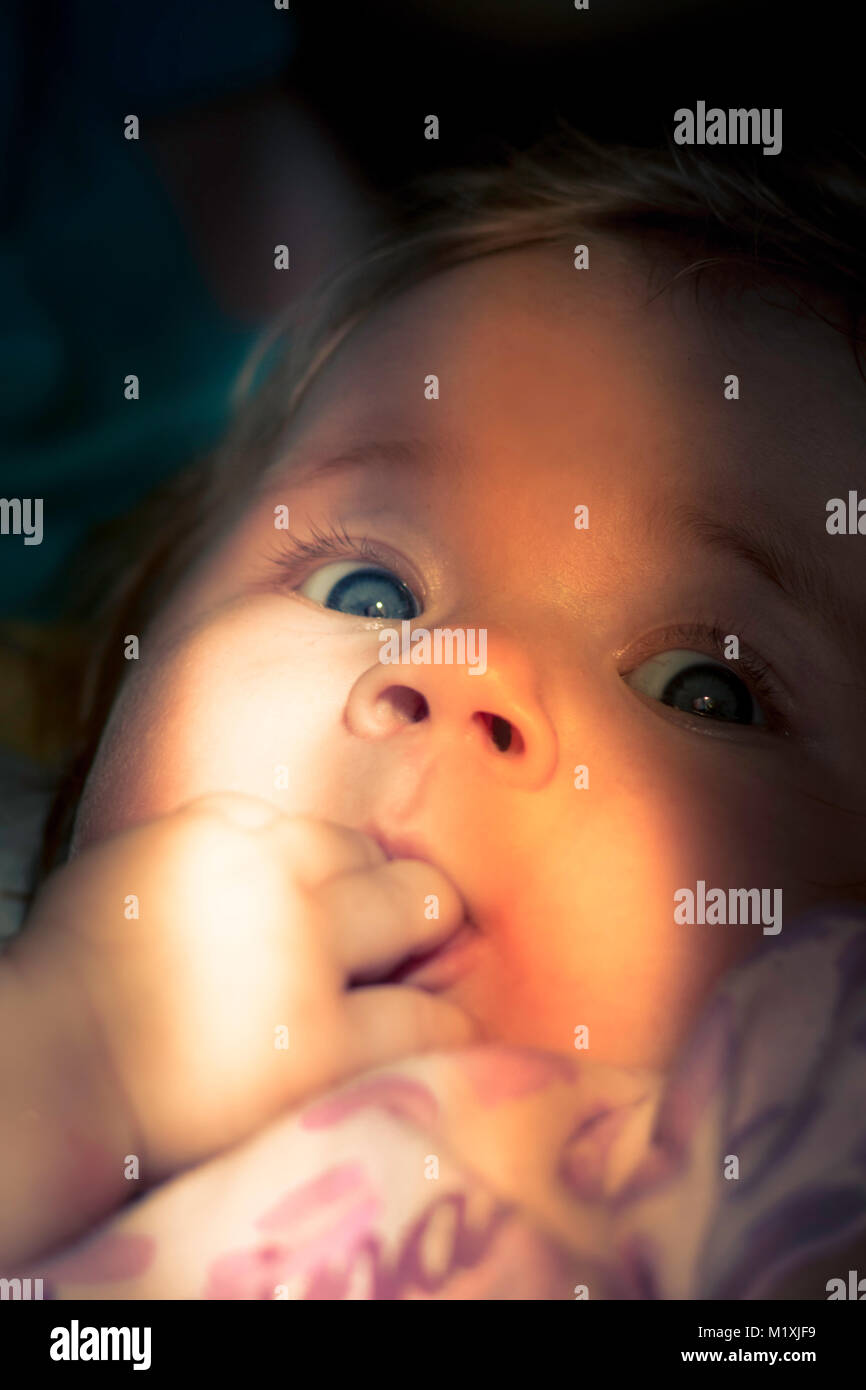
left=346, top=985, right=483, bottom=1070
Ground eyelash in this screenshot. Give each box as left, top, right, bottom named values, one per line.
left=265, top=520, right=404, bottom=584
left=266, top=529, right=790, bottom=734
left=619, top=620, right=791, bottom=734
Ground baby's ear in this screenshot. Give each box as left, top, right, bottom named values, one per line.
left=757, top=1230, right=866, bottom=1301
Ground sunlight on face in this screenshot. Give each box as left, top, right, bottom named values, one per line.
left=73, top=243, right=866, bottom=1067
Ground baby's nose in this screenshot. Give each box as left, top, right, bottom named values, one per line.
left=343, top=632, right=558, bottom=790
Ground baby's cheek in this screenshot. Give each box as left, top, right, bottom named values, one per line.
left=74, top=607, right=372, bottom=850
left=474, top=767, right=781, bottom=1067
left=571, top=773, right=796, bottom=1064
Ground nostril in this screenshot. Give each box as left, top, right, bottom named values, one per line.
left=475, top=712, right=523, bottom=755
left=490, top=716, right=512, bottom=752
left=380, top=685, right=429, bottom=725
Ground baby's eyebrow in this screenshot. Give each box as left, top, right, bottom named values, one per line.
left=268, top=437, right=436, bottom=490
left=667, top=501, right=860, bottom=652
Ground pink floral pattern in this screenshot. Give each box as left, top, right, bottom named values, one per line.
left=31, top=906, right=866, bottom=1301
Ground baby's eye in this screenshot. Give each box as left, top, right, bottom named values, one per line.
left=623, top=649, right=765, bottom=726
left=298, top=561, right=421, bottom=620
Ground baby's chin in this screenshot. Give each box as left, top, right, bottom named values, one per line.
left=415, top=960, right=698, bottom=1073
left=385, top=948, right=555, bottom=1054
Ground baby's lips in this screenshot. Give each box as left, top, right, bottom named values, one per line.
left=347, top=902, right=479, bottom=989
left=377, top=915, right=480, bottom=987
left=361, top=824, right=430, bottom=864
left=361, top=823, right=472, bottom=914
left=353, top=820, right=483, bottom=982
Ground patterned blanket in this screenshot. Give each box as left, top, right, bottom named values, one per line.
left=18, top=908, right=866, bottom=1300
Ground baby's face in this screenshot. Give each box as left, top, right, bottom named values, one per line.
left=73, top=244, right=866, bottom=1068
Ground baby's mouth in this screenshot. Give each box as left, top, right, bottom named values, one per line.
left=360, top=824, right=483, bottom=989
left=379, top=915, right=481, bottom=991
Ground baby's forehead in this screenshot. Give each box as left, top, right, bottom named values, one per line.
left=252, top=241, right=866, bottom=665
left=291, top=243, right=653, bottom=415
left=283, top=241, right=866, bottom=510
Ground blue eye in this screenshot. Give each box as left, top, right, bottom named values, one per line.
left=298, top=561, right=421, bottom=620
left=624, top=649, right=764, bottom=725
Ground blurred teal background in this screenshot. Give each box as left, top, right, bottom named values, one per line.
left=0, top=0, right=296, bottom=617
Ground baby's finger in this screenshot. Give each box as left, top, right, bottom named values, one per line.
left=346, top=984, right=483, bottom=1065
left=174, top=795, right=387, bottom=885
left=320, top=859, right=466, bottom=981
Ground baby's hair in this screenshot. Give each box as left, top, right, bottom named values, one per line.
left=218, top=126, right=866, bottom=479
left=33, top=123, right=866, bottom=887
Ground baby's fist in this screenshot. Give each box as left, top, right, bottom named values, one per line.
left=14, top=794, right=478, bottom=1183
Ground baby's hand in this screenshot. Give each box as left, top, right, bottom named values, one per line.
left=4, top=794, right=477, bottom=1260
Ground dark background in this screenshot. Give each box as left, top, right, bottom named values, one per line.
left=292, top=0, right=860, bottom=178
left=0, top=0, right=861, bottom=620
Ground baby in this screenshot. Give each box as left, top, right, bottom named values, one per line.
left=3, top=130, right=866, bottom=1276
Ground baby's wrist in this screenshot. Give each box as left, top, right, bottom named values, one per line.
left=0, top=943, right=140, bottom=1267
